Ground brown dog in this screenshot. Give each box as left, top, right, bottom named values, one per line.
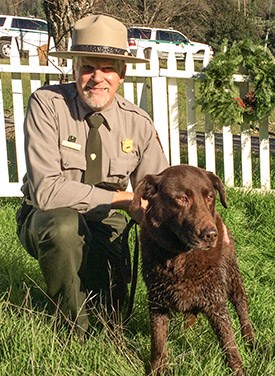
left=130, top=165, right=255, bottom=376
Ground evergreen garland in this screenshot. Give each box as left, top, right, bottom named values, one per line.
left=198, top=40, right=275, bottom=127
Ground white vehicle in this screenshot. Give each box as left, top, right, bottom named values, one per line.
left=128, top=26, right=213, bottom=61
left=0, top=15, right=48, bottom=58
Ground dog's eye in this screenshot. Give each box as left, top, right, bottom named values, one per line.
left=206, top=193, right=214, bottom=201
left=175, top=196, right=188, bottom=206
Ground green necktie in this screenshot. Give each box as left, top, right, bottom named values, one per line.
left=84, top=113, right=104, bottom=185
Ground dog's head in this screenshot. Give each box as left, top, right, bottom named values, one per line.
left=130, top=165, right=227, bottom=252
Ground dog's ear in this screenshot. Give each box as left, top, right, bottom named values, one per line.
left=206, top=171, right=227, bottom=208
left=130, top=174, right=160, bottom=211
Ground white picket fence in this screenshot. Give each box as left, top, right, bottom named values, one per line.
left=0, top=37, right=273, bottom=197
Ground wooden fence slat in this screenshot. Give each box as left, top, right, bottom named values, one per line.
left=259, top=118, right=271, bottom=190
left=239, top=81, right=253, bottom=188
left=241, top=121, right=253, bottom=188
left=0, top=77, right=9, bottom=186
left=204, top=113, right=216, bottom=173
left=168, top=78, right=180, bottom=166
left=136, top=77, right=148, bottom=111
left=186, top=79, right=198, bottom=167
left=223, top=125, right=234, bottom=187
left=11, top=72, right=26, bottom=184
left=123, top=80, right=135, bottom=105
left=151, top=76, right=170, bottom=161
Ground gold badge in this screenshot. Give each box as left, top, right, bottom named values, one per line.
left=121, top=138, right=133, bottom=153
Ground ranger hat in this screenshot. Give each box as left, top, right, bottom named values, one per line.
left=49, top=15, right=148, bottom=63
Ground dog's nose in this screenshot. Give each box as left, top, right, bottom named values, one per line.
left=200, top=228, right=218, bottom=242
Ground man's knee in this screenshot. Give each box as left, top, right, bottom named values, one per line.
left=49, top=207, right=79, bottom=239
left=35, top=207, right=78, bottom=240
left=23, top=207, right=86, bottom=261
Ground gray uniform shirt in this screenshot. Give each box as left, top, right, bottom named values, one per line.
left=22, top=82, right=169, bottom=219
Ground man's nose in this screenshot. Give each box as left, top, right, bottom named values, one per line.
left=90, top=68, right=104, bottom=81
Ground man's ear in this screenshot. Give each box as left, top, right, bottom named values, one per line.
left=72, top=58, right=78, bottom=80
left=119, top=65, right=127, bottom=82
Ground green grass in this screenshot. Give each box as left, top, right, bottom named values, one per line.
left=0, top=191, right=274, bottom=375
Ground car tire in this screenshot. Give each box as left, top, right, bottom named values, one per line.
left=0, top=40, right=11, bottom=58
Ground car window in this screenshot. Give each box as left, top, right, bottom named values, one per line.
left=128, top=28, right=151, bottom=40
left=11, top=18, right=47, bottom=32
left=0, top=17, right=6, bottom=27
left=156, top=30, right=189, bottom=44
left=34, top=20, right=48, bottom=32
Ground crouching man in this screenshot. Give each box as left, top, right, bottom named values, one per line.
left=16, top=15, right=168, bottom=336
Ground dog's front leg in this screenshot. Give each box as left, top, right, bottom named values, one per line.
left=205, top=304, right=245, bottom=376
left=148, top=307, right=169, bottom=375
left=228, top=265, right=255, bottom=349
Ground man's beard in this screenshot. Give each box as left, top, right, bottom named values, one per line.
left=82, top=88, right=110, bottom=111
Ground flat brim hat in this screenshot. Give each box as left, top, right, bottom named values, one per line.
left=48, top=15, right=148, bottom=63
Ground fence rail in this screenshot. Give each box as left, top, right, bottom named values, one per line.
left=0, top=37, right=274, bottom=197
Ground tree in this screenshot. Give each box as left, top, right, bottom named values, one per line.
left=97, top=0, right=212, bottom=43
left=0, top=0, right=44, bottom=18
left=204, top=0, right=263, bottom=52
left=43, top=0, right=99, bottom=51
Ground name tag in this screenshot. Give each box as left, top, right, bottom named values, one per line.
left=61, top=140, right=81, bottom=151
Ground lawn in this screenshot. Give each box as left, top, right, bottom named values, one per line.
left=0, top=189, right=274, bottom=376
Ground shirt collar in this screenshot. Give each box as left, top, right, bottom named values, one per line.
left=76, top=92, right=120, bottom=131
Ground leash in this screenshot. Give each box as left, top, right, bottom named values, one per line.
left=121, top=218, right=140, bottom=325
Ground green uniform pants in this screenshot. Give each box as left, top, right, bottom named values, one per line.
left=17, top=205, right=128, bottom=333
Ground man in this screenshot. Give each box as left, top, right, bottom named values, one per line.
left=16, top=15, right=168, bottom=336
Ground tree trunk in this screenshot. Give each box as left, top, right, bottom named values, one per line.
left=43, top=0, right=97, bottom=51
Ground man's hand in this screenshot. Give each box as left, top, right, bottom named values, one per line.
left=111, top=190, right=147, bottom=224
left=128, top=197, right=148, bottom=224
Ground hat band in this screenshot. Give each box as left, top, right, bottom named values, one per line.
left=71, top=44, right=128, bottom=56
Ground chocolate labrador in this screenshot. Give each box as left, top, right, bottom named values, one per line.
left=130, top=165, right=255, bottom=376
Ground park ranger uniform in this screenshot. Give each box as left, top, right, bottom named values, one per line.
left=17, top=82, right=169, bottom=333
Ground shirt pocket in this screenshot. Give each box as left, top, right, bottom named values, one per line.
left=60, top=145, right=86, bottom=171
left=109, top=154, right=139, bottom=189
left=109, top=154, right=139, bottom=177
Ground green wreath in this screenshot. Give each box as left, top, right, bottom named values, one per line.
left=198, top=39, right=275, bottom=127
